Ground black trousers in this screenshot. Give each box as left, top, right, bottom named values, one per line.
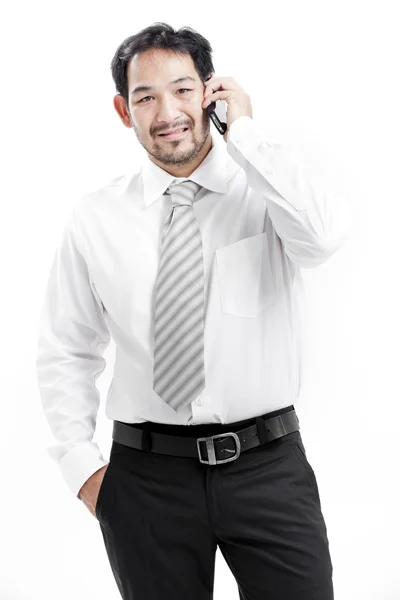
left=95, top=405, right=334, bottom=600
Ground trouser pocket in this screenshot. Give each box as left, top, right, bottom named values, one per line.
left=95, top=442, right=120, bottom=522
left=290, top=439, right=321, bottom=503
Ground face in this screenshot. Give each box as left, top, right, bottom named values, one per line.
left=113, top=48, right=213, bottom=174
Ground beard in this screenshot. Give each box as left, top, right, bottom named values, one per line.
left=129, top=110, right=211, bottom=167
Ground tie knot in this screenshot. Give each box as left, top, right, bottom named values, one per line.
left=166, top=180, right=202, bottom=207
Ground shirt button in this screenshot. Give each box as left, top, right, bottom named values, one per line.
left=196, top=398, right=203, bottom=406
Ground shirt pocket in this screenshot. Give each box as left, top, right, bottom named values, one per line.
left=215, top=232, right=277, bottom=318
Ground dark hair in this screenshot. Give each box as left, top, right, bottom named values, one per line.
left=110, top=22, right=215, bottom=107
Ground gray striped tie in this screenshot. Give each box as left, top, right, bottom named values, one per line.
left=153, top=179, right=205, bottom=412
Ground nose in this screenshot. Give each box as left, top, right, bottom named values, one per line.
left=156, top=96, right=183, bottom=126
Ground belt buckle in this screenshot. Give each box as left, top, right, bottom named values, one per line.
left=196, top=432, right=241, bottom=465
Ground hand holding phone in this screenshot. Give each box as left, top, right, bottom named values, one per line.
left=203, top=75, right=253, bottom=142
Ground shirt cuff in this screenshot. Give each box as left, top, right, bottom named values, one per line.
left=59, top=441, right=109, bottom=498
left=227, top=115, right=275, bottom=173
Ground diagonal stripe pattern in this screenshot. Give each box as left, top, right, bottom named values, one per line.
left=153, top=180, right=205, bottom=412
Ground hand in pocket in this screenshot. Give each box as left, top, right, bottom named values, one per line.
left=78, top=464, right=109, bottom=518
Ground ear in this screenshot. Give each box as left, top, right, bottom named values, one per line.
left=113, top=94, right=132, bottom=129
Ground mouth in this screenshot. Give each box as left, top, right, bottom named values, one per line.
left=158, top=127, right=190, bottom=140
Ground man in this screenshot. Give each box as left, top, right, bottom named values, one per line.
left=36, top=22, right=353, bottom=600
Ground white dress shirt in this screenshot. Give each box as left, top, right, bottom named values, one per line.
left=36, top=115, right=353, bottom=498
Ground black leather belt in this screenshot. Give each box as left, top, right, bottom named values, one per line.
left=112, top=409, right=300, bottom=465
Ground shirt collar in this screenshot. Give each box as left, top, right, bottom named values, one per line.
left=140, top=128, right=228, bottom=209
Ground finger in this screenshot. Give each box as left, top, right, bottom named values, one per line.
left=203, top=90, right=230, bottom=108
left=204, top=77, right=238, bottom=97
left=203, top=78, right=225, bottom=99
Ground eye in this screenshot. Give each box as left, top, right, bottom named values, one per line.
left=137, top=89, right=192, bottom=103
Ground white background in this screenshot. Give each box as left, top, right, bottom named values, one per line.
left=1, top=1, right=399, bottom=598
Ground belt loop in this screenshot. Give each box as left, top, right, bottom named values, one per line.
left=141, top=422, right=153, bottom=452
left=255, top=416, right=269, bottom=445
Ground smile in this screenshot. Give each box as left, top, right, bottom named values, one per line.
left=158, top=128, right=190, bottom=139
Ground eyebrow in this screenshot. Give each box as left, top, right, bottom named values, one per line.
left=131, top=76, right=197, bottom=96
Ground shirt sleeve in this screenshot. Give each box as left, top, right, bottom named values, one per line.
left=226, top=115, right=355, bottom=268
left=35, top=202, right=111, bottom=499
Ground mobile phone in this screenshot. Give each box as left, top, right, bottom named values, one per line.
left=207, top=101, right=227, bottom=135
